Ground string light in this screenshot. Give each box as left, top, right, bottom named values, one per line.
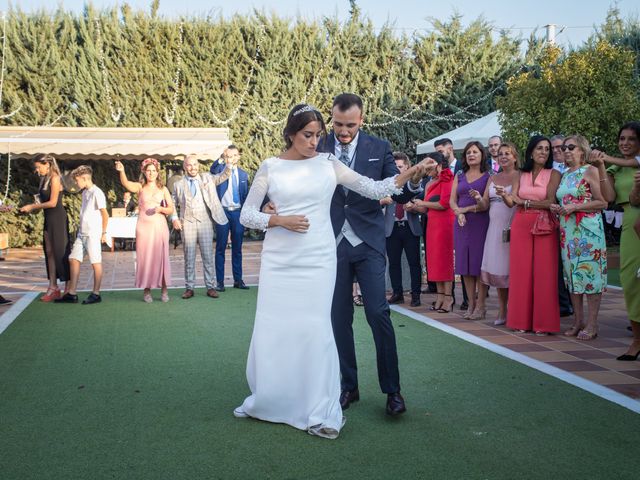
left=0, top=12, right=21, bottom=120
left=164, top=22, right=184, bottom=125
left=1, top=111, right=66, bottom=204
left=95, top=19, right=123, bottom=123
left=209, top=24, right=265, bottom=126
left=1, top=151, right=11, bottom=204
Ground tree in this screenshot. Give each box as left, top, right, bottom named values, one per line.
left=591, top=6, right=640, bottom=78
left=0, top=5, right=524, bottom=246
left=497, top=41, right=640, bottom=153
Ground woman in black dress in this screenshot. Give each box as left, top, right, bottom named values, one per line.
left=19, top=154, right=71, bottom=301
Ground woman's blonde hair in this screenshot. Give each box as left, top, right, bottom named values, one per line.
left=564, top=135, right=591, bottom=164
left=499, top=142, right=521, bottom=169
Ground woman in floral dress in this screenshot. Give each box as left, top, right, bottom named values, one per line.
left=551, top=135, right=608, bottom=340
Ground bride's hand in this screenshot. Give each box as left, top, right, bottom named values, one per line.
left=277, top=215, right=310, bottom=233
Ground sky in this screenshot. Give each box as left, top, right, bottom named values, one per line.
left=5, top=0, right=640, bottom=48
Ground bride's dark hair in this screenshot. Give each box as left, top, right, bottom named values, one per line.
left=283, top=104, right=327, bottom=149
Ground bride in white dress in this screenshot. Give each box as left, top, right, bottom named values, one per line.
left=236, top=104, right=433, bottom=439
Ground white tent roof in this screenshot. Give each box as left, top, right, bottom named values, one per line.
left=0, top=126, right=230, bottom=161
left=416, top=111, right=501, bottom=154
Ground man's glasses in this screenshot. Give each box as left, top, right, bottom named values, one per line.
left=561, top=144, right=579, bottom=151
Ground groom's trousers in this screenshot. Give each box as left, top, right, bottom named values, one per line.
left=331, top=240, right=401, bottom=394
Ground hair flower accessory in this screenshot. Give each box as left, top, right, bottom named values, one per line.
left=141, top=157, right=160, bottom=172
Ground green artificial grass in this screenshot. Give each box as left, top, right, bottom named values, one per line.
left=1, top=289, right=639, bottom=480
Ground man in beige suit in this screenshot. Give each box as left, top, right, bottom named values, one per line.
left=171, top=155, right=230, bottom=299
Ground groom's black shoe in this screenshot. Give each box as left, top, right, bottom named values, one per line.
left=339, top=389, right=360, bottom=410
left=233, top=280, right=249, bottom=290
left=388, top=293, right=404, bottom=304
left=386, top=392, right=406, bottom=416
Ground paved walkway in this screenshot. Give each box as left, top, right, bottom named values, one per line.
left=1, top=242, right=639, bottom=401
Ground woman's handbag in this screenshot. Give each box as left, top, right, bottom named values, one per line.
left=502, top=211, right=513, bottom=243
left=531, top=210, right=559, bottom=235
left=502, top=227, right=511, bottom=243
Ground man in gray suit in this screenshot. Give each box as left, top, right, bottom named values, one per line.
left=171, top=155, right=231, bottom=299
left=383, top=152, right=424, bottom=307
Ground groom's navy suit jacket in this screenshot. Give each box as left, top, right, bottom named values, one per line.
left=319, top=130, right=411, bottom=394
left=319, top=131, right=413, bottom=255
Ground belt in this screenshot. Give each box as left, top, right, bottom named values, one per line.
left=224, top=206, right=241, bottom=211
left=395, top=221, right=407, bottom=227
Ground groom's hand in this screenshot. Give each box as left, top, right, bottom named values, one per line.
left=274, top=215, right=310, bottom=233
left=262, top=201, right=277, bottom=214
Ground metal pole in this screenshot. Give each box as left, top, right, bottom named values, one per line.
left=544, top=24, right=556, bottom=44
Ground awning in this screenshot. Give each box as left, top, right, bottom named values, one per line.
left=416, top=111, right=501, bottom=154
left=0, top=126, right=231, bottom=161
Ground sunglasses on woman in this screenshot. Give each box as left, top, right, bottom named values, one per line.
left=561, top=144, right=579, bottom=151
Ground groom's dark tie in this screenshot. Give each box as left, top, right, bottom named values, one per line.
left=339, top=143, right=350, bottom=167
left=339, top=143, right=351, bottom=194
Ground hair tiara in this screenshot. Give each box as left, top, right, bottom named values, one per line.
left=293, top=104, right=319, bottom=117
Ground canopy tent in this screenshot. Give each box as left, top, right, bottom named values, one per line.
left=0, top=127, right=230, bottom=161
left=416, top=111, right=501, bottom=154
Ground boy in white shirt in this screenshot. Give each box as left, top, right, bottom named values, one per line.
left=56, top=166, right=108, bottom=305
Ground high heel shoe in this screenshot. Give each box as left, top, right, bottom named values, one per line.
left=564, top=324, right=583, bottom=337
left=577, top=328, right=597, bottom=341
left=469, top=307, right=487, bottom=320
left=430, top=293, right=444, bottom=311
left=617, top=350, right=640, bottom=361
left=41, top=287, right=61, bottom=302
left=436, top=294, right=454, bottom=313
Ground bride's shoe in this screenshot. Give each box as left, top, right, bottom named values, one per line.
left=233, top=407, right=249, bottom=418
left=308, top=416, right=346, bottom=440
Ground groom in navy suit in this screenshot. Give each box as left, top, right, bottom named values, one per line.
left=318, top=93, right=421, bottom=416
left=210, top=145, right=250, bottom=291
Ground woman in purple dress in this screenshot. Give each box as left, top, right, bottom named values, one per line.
left=450, top=141, right=491, bottom=319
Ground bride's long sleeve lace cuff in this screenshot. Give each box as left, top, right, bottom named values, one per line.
left=351, top=174, right=403, bottom=200
left=240, top=204, right=270, bottom=231
left=332, top=155, right=404, bottom=200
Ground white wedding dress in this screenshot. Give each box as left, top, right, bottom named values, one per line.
left=238, top=153, right=401, bottom=438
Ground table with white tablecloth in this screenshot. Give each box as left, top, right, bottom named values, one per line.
left=106, top=216, right=137, bottom=252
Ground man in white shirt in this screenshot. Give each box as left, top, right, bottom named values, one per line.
left=549, top=134, right=574, bottom=316
left=551, top=135, right=568, bottom=174
left=211, top=146, right=250, bottom=291
left=487, top=135, right=502, bottom=173
left=434, top=138, right=458, bottom=173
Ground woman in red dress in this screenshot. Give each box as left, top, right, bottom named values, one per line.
left=413, top=152, right=455, bottom=312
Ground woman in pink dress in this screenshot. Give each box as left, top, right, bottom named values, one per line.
left=503, top=136, right=562, bottom=334
left=115, top=158, right=173, bottom=303
left=472, top=143, right=520, bottom=325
